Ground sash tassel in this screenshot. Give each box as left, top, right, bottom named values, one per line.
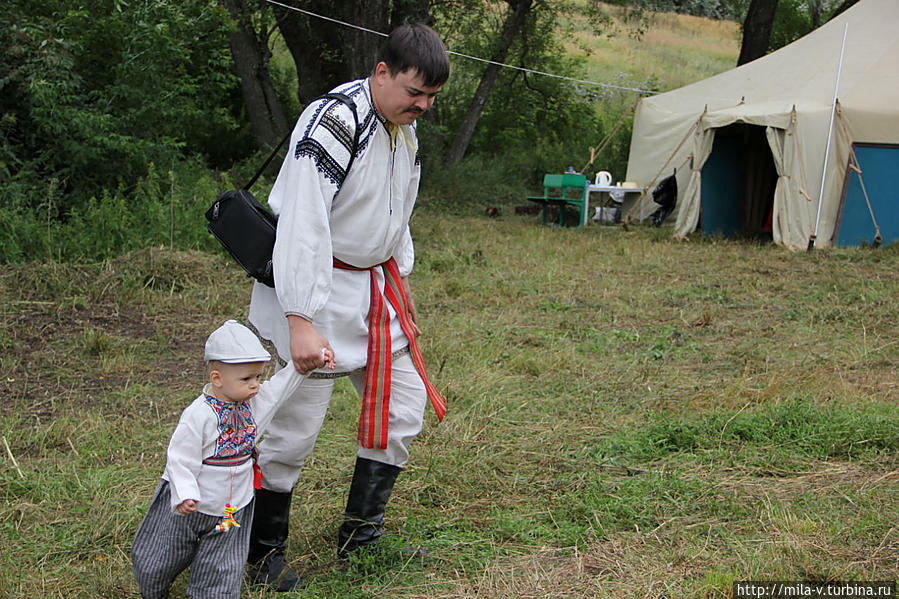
left=334, top=257, right=446, bottom=449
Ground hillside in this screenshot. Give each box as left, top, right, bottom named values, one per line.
left=561, top=3, right=740, bottom=94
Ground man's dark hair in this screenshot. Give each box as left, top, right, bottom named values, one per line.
left=376, top=23, right=450, bottom=88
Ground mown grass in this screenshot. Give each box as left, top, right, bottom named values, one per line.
left=1, top=210, right=896, bottom=598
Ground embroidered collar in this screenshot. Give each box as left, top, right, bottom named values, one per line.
left=203, top=393, right=256, bottom=458
left=364, top=78, right=388, bottom=127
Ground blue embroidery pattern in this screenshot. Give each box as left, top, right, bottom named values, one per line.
left=204, top=395, right=256, bottom=459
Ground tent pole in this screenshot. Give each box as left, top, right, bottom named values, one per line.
left=809, top=22, right=849, bottom=251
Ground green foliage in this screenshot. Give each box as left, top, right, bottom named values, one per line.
left=1, top=0, right=249, bottom=226
left=0, top=158, right=230, bottom=262
left=0, top=185, right=55, bottom=263
left=744, top=0, right=847, bottom=54
left=604, top=0, right=748, bottom=20
left=0, top=0, right=739, bottom=262
left=418, top=152, right=526, bottom=216
left=768, top=0, right=819, bottom=51
left=428, top=2, right=607, bottom=182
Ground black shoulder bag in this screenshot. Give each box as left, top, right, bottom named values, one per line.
left=205, top=92, right=360, bottom=288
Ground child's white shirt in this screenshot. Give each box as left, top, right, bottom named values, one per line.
left=162, top=364, right=303, bottom=516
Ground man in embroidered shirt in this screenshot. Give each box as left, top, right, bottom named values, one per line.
left=245, top=23, right=449, bottom=590
left=131, top=320, right=312, bottom=599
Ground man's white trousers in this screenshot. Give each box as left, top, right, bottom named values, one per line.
left=256, top=353, right=427, bottom=492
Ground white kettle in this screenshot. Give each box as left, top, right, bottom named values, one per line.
left=595, top=171, right=612, bottom=186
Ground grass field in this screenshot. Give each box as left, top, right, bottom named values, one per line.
left=1, top=210, right=896, bottom=598
left=560, top=3, right=740, bottom=94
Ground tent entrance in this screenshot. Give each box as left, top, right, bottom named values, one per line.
left=835, top=143, right=899, bottom=247
left=700, top=123, right=778, bottom=240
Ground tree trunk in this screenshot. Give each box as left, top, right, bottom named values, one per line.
left=737, top=0, right=780, bottom=66
left=347, top=1, right=391, bottom=79
left=443, top=0, right=533, bottom=167
left=220, top=0, right=289, bottom=150
left=274, top=1, right=390, bottom=103
left=390, top=0, right=432, bottom=28
left=807, top=0, right=823, bottom=28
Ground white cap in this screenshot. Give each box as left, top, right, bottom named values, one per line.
left=204, top=320, right=271, bottom=364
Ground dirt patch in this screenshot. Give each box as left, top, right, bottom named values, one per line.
left=0, top=250, right=248, bottom=424
left=1, top=302, right=198, bottom=422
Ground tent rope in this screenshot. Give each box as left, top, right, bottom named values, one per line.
left=622, top=108, right=705, bottom=225
left=835, top=102, right=882, bottom=246
left=580, top=99, right=638, bottom=175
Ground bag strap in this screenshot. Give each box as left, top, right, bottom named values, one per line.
left=242, top=131, right=290, bottom=191
left=242, top=92, right=360, bottom=191
left=322, top=92, right=361, bottom=181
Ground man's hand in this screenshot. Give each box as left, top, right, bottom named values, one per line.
left=400, top=276, right=421, bottom=337
left=288, top=315, right=335, bottom=374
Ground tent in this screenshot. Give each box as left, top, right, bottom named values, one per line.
left=624, top=0, right=899, bottom=248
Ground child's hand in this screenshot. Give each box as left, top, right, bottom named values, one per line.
left=176, top=499, right=197, bottom=515
left=321, top=347, right=336, bottom=370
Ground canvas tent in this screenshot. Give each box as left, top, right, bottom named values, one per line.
left=624, top=0, right=899, bottom=248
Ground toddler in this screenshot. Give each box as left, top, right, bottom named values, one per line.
left=131, top=320, right=330, bottom=598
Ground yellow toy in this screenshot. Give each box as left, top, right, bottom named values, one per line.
left=216, top=503, right=240, bottom=533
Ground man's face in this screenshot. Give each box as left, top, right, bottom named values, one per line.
left=371, top=62, right=442, bottom=126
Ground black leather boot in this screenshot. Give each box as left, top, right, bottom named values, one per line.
left=337, top=457, right=401, bottom=558
left=247, top=488, right=302, bottom=591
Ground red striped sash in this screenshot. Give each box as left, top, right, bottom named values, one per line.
left=333, top=257, right=446, bottom=449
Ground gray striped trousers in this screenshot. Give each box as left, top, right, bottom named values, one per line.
left=131, top=480, right=254, bottom=599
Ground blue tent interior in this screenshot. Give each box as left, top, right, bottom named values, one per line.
left=700, top=124, right=777, bottom=240
left=836, top=144, right=898, bottom=247
left=700, top=129, right=896, bottom=247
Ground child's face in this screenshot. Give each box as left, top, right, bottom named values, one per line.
left=208, top=361, right=266, bottom=404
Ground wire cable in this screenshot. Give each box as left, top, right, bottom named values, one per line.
left=263, top=0, right=656, bottom=95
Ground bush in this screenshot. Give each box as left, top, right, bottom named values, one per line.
left=0, top=187, right=53, bottom=263
left=0, top=0, right=248, bottom=220
left=419, top=153, right=534, bottom=216
left=0, top=157, right=232, bottom=263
